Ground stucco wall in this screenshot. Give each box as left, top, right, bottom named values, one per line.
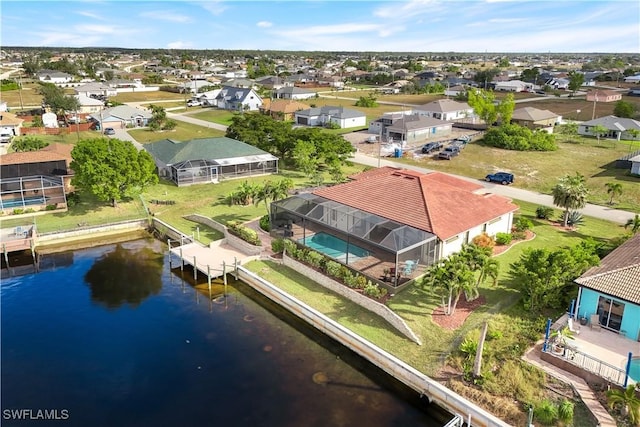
left=578, top=288, right=640, bottom=341
left=282, top=253, right=421, bottom=344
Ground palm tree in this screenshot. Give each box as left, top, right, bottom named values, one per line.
left=605, top=182, right=623, bottom=205
left=552, top=173, right=588, bottom=227
left=606, top=384, right=640, bottom=425
left=625, top=214, right=640, bottom=234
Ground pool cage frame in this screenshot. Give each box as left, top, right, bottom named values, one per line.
left=271, top=193, right=440, bottom=288
left=0, top=175, right=67, bottom=212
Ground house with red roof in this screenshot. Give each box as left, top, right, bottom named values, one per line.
left=0, top=143, right=73, bottom=212
left=271, top=167, right=518, bottom=287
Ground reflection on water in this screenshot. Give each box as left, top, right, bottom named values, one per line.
left=1, top=238, right=448, bottom=427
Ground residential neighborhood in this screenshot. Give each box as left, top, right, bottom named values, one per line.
left=1, top=11, right=640, bottom=427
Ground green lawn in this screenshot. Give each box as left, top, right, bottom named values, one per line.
left=190, top=109, right=237, bottom=126
left=0, top=83, right=44, bottom=107
left=110, top=91, right=186, bottom=103
left=243, top=198, right=627, bottom=377
left=127, top=121, right=225, bottom=143
left=397, top=136, right=640, bottom=213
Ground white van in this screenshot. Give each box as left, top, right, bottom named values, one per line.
left=0, top=133, right=12, bottom=143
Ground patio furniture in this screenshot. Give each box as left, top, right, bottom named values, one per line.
left=567, top=317, right=580, bottom=335
left=590, top=314, right=601, bottom=331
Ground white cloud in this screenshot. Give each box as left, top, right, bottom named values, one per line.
left=75, top=24, right=120, bottom=34
left=140, top=11, right=191, bottom=23
left=75, top=11, right=107, bottom=21
left=373, top=0, right=440, bottom=20
left=257, top=21, right=273, bottom=28
left=193, top=1, right=227, bottom=16
left=274, top=23, right=382, bottom=38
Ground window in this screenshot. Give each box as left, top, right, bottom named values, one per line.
left=445, top=235, right=459, bottom=244
left=597, top=296, right=625, bottom=331
left=488, top=217, right=502, bottom=225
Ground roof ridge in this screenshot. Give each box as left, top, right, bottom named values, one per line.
left=577, top=263, right=640, bottom=281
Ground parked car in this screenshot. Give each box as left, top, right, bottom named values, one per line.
left=485, top=172, right=514, bottom=185
left=421, top=141, right=443, bottom=154
left=0, top=133, right=13, bottom=143
left=103, top=127, right=115, bottom=136
left=187, top=100, right=201, bottom=107
left=438, top=146, right=460, bottom=160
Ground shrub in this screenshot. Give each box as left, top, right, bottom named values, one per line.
left=557, top=399, right=574, bottom=424
left=66, top=192, right=81, bottom=207
left=511, top=231, right=527, bottom=241
left=487, top=329, right=503, bottom=340
left=495, top=232, right=513, bottom=245
left=354, top=274, right=367, bottom=290
left=271, top=238, right=284, bottom=254
left=483, top=124, right=558, bottom=151
left=259, top=214, right=270, bottom=232
left=283, top=239, right=297, bottom=257
left=535, top=206, right=554, bottom=220
left=305, top=250, right=324, bottom=268
left=45, top=204, right=57, bottom=211
left=343, top=271, right=357, bottom=288
left=513, top=217, right=533, bottom=232
left=325, top=261, right=342, bottom=278
left=534, top=399, right=558, bottom=425
left=363, top=282, right=387, bottom=299
left=12, top=208, right=24, bottom=215
left=472, top=232, right=496, bottom=249
left=226, top=220, right=261, bottom=246
left=566, top=211, right=584, bottom=227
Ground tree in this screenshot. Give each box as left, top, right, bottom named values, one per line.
left=552, top=173, right=588, bottom=227
left=625, top=214, right=640, bottom=234
left=467, top=89, right=498, bottom=126
left=510, top=241, right=599, bottom=311
left=605, top=182, right=623, bottom=205
left=613, top=100, right=637, bottom=119
left=38, top=83, right=80, bottom=125
left=496, top=93, right=515, bottom=124
left=70, top=138, right=158, bottom=207
left=11, top=136, right=49, bottom=152
left=606, top=384, right=640, bottom=426
left=591, top=124, right=609, bottom=143
left=567, top=71, right=585, bottom=95
left=225, top=114, right=295, bottom=161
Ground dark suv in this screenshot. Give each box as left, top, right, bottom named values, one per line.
left=421, top=141, right=443, bottom=154
left=485, top=172, right=514, bottom=185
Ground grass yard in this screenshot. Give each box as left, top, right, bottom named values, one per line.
left=0, top=191, right=147, bottom=233
left=8, top=131, right=102, bottom=149
left=141, top=101, right=187, bottom=109
left=190, top=109, right=237, bottom=127
left=110, top=91, right=185, bottom=103
left=399, top=137, right=640, bottom=213
left=0, top=85, right=44, bottom=108
left=127, top=121, right=225, bottom=143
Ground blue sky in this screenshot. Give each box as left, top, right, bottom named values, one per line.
left=2, top=1, right=639, bottom=53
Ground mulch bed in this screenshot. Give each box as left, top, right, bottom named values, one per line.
left=431, top=295, right=487, bottom=330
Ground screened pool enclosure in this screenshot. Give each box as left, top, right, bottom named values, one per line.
left=271, top=193, right=439, bottom=287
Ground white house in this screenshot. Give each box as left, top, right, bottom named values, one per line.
left=413, top=99, right=475, bottom=121
left=273, top=86, right=317, bottom=100
left=37, top=71, right=73, bottom=84
left=578, top=115, right=640, bottom=141
left=623, top=74, right=640, bottom=83
left=494, top=80, right=533, bottom=92
left=214, top=86, right=262, bottom=111
left=90, top=105, right=152, bottom=129
left=74, top=82, right=117, bottom=98
left=75, top=94, right=105, bottom=114
left=294, top=106, right=366, bottom=129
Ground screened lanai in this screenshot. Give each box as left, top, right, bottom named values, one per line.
left=271, top=193, right=439, bottom=287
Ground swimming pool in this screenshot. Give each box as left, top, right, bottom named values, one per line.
left=0, top=196, right=47, bottom=209
left=299, top=232, right=369, bottom=263
left=630, top=358, right=640, bottom=382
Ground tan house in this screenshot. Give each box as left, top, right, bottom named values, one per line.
left=0, top=112, right=25, bottom=138
left=586, top=90, right=622, bottom=103
left=511, top=107, right=559, bottom=133
left=260, top=99, right=310, bottom=121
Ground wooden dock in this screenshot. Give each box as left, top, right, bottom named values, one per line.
left=169, top=239, right=253, bottom=286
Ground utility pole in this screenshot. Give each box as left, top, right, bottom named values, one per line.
left=592, top=93, right=598, bottom=120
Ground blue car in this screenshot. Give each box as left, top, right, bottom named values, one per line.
left=485, top=172, right=514, bottom=185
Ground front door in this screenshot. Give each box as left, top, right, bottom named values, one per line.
left=210, top=167, right=218, bottom=183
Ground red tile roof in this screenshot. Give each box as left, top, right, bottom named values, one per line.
left=0, top=143, right=73, bottom=166
left=314, top=167, right=518, bottom=240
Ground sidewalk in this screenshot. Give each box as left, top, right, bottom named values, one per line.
left=523, top=344, right=617, bottom=427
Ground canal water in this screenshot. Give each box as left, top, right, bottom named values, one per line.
left=1, top=238, right=450, bottom=426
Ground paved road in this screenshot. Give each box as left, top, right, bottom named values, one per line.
left=351, top=152, right=636, bottom=225
left=121, top=104, right=637, bottom=226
